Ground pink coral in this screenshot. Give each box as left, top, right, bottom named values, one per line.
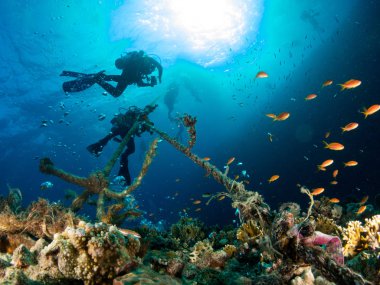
left=289, top=226, right=344, bottom=266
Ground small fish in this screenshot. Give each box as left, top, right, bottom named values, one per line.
left=98, top=113, right=106, bottom=121
left=318, top=159, right=334, bottom=170
left=323, top=141, right=344, bottom=151
left=268, top=175, right=280, bottom=183
left=118, top=228, right=141, bottom=239
left=195, top=208, right=202, bottom=212
left=234, top=175, right=240, bottom=180
left=203, top=157, right=211, bottom=161
left=256, top=71, right=268, bottom=78
left=356, top=205, right=366, bottom=214
left=175, top=178, right=181, bottom=182
left=268, top=132, right=273, bottom=142
left=330, top=181, right=338, bottom=185
left=202, top=193, right=211, bottom=198
left=40, top=181, right=54, bottom=190
left=344, top=161, right=358, bottom=167
left=322, top=80, right=333, bottom=87
left=193, top=200, right=202, bottom=205
left=227, top=157, right=235, bottom=165
left=241, top=170, right=247, bottom=177
left=361, top=104, right=380, bottom=118
left=218, top=195, right=226, bottom=201
left=237, top=162, right=243, bottom=166
left=325, top=131, right=331, bottom=138
left=341, top=122, right=359, bottom=133
left=329, top=198, right=340, bottom=203
left=311, top=187, right=325, bottom=196
left=266, top=113, right=277, bottom=119
left=332, top=169, right=339, bottom=178
left=359, top=195, right=369, bottom=205
left=305, top=94, right=317, bottom=100
left=275, top=112, right=290, bottom=121
left=338, top=79, right=361, bottom=91
left=304, top=156, right=309, bottom=161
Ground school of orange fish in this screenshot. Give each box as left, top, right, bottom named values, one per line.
left=182, top=73, right=379, bottom=216
left=261, top=75, right=378, bottom=215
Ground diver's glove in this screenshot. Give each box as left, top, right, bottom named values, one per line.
left=86, top=141, right=105, bottom=157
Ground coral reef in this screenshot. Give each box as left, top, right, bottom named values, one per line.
left=0, top=199, right=79, bottom=253
left=189, top=240, right=229, bottom=269
left=340, top=215, right=380, bottom=257
left=1, top=221, right=140, bottom=284
left=170, top=216, right=205, bottom=248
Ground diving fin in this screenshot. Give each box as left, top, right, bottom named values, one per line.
left=61, top=70, right=105, bottom=93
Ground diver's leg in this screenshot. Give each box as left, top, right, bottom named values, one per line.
left=103, top=75, right=122, bottom=82
left=118, top=139, right=135, bottom=186
left=118, top=151, right=131, bottom=185
left=60, top=71, right=89, bottom=77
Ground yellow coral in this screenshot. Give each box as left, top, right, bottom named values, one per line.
left=315, top=215, right=342, bottom=236
left=223, top=244, right=237, bottom=258
left=340, top=215, right=380, bottom=257
left=236, top=219, right=263, bottom=243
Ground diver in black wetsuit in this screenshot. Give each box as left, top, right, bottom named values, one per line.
left=61, top=50, right=163, bottom=97
left=86, top=104, right=157, bottom=185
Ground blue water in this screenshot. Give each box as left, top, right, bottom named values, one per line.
left=0, top=0, right=379, bottom=227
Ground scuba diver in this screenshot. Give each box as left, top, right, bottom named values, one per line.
left=86, top=104, right=157, bottom=185
left=60, top=50, right=163, bottom=97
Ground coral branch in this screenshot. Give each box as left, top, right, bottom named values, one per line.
left=39, top=158, right=88, bottom=187
left=103, top=120, right=140, bottom=177
left=181, top=114, right=197, bottom=149
left=104, top=138, right=159, bottom=199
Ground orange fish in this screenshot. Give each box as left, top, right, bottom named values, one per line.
left=329, top=198, right=340, bottom=203
left=203, top=157, right=211, bottom=161
left=266, top=113, right=277, bottom=119
left=218, top=195, right=226, bottom=201
left=318, top=159, right=334, bottom=170
left=341, top=122, right=359, bottom=133
left=330, top=181, right=338, bottom=185
left=361, top=104, right=380, bottom=118
left=305, top=94, right=317, bottom=100
left=332, top=169, right=339, bottom=178
left=338, top=79, right=361, bottom=91
left=268, top=175, right=280, bottom=183
left=360, top=195, right=369, bottom=205
left=227, top=157, right=235, bottom=165
left=311, top=187, right=325, bottom=196
left=193, top=200, right=202, bottom=205
left=356, top=205, right=366, bottom=214
left=325, top=131, right=331, bottom=138
left=323, top=141, right=344, bottom=151
left=322, top=80, right=333, bottom=87
left=344, top=161, right=358, bottom=167
left=256, top=71, right=268, bottom=78
left=275, top=112, right=290, bottom=121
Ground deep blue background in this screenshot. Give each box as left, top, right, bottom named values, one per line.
left=0, top=0, right=379, bottom=227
